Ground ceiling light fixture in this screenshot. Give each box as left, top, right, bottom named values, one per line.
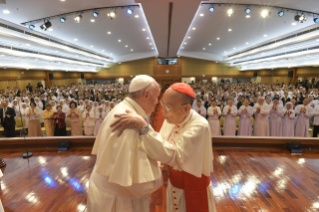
left=74, top=38, right=78, bottom=41
left=134, top=15, right=139, bottom=18
left=245, top=42, right=249, bottom=44
left=217, top=37, right=220, bottom=40
left=233, top=47, right=236, bottom=49
left=291, top=22, right=296, bottom=25
left=228, top=28, right=232, bottom=31
left=142, top=28, right=146, bottom=31
left=125, top=45, right=128, bottom=47
left=74, top=14, right=82, bottom=23
left=29, top=24, right=35, bottom=30
left=245, top=8, right=251, bottom=14
left=203, top=48, right=206, bottom=50
left=146, top=37, right=149, bottom=39
left=48, top=28, right=53, bottom=31
left=118, top=39, right=121, bottom=42
left=295, top=13, right=307, bottom=23
left=90, top=19, right=95, bottom=22
left=209, top=43, right=211, bottom=46
left=314, top=17, right=319, bottom=23
left=192, top=27, right=196, bottom=30
left=60, top=17, right=66, bottom=23
left=3, top=10, right=10, bottom=14
left=187, top=36, right=191, bottom=39
left=127, top=8, right=133, bottom=15
left=107, top=31, right=111, bottom=34
left=40, top=20, right=52, bottom=31
left=200, top=13, right=204, bottom=17
left=246, top=15, right=250, bottom=18
left=130, top=49, right=133, bottom=51
left=209, top=6, right=215, bottom=12
left=278, top=10, right=285, bottom=17
left=108, top=11, right=116, bottom=19
left=227, top=8, right=234, bottom=17
left=264, top=34, right=267, bottom=37
left=93, top=12, right=99, bottom=18
left=261, top=9, right=270, bottom=18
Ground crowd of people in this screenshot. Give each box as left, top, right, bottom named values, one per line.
left=0, top=78, right=318, bottom=138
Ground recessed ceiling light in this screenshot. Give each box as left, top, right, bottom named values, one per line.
left=3, top=10, right=10, bottom=14
left=217, top=37, right=220, bottom=40
left=130, top=49, right=133, bottom=51
left=91, top=19, right=95, bottom=22
left=102, top=50, right=105, bottom=52
left=118, top=39, right=121, bottom=42
left=90, top=45, right=94, bottom=47
left=246, top=15, right=251, bottom=18
left=316, top=39, right=319, bottom=42
left=146, top=37, right=149, bottom=39
left=26, top=43, right=30, bottom=46
left=135, top=15, right=139, bottom=18
left=142, top=28, right=146, bottom=31
left=110, top=53, right=113, bottom=55
left=74, top=38, right=78, bottom=41
left=182, top=47, right=184, bottom=49
left=233, top=47, right=236, bottom=49
left=228, top=29, right=232, bottom=31
left=203, top=48, right=206, bottom=50
left=60, top=0, right=65, bottom=1
left=151, top=47, right=154, bottom=49
left=125, top=45, right=128, bottom=47
left=55, top=51, right=58, bottom=53
left=192, top=27, right=196, bottom=30
left=224, top=51, right=227, bottom=53
left=199, top=14, right=204, bottom=17
left=149, top=43, right=153, bottom=45
left=208, top=43, right=212, bottom=46
left=107, top=31, right=111, bottom=34
left=291, top=22, right=296, bottom=26
left=264, top=34, right=267, bottom=37
left=245, top=42, right=249, bottom=44
left=187, top=36, right=191, bottom=39
left=48, top=28, right=53, bottom=31
left=184, top=42, right=187, bottom=45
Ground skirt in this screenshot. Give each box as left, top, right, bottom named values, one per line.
left=55, top=123, right=67, bottom=136
left=84, top=126, right=95, bottom=136
left=71, top=120, right=83, bottom=136
left=28, top=119, right=42, bottom=137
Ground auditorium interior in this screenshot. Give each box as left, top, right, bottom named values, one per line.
left=1, top=0, right=319, bottom=211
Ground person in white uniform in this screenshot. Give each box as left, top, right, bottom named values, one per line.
left=207, top=99, right=221, bottom=136
left=253, top=97, right=270, bottom=136
left=237, top=98, right=253, bottom=136
left=223, top=99, right=237, bottom=136
left=269, top=95, right=283, bottom=136
left=111, top=82, right=216, bottom=212
left=295, top=97, right=314, bottom=137
left=193, top=100, right=206, bottom=117
left=282, top=102, right=295, bottom=137
left=87, top=75, right=163, bottom=212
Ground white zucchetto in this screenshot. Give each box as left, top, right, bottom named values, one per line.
left=129, top=75, right=155, bottom=93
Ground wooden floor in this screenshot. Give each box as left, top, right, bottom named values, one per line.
left=0, top=149, right=319, bottom=212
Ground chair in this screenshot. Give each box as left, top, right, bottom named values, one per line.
left=15, top=117, right=25, bottom=137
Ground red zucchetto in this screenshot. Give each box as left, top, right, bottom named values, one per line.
left=170, top=83, right=195, bottom=98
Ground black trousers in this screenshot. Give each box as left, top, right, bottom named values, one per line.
left=55, top=124, right=67, bottom=136
left=313, top=125, right=319, bottom=137
left=3, top=123, right=15, bottom=137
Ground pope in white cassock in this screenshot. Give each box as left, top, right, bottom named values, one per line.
left=87, top=75, right=163, bottom=212
left=295, top=97, right=314, bottom=137
left=253, top=97, right=270, bottom=136
left=111, top=82, right=216, bottom=212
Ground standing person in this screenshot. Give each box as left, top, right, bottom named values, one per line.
left=87, top=75, right=163, bottom=212
left=82, top=105, right=95, bottom=136
left=21, top=103, right=29, bottom=131
left=42, top=103, right=55, bottom=136
left=0, top=101, right=16, bottom=137
left=313, top=104, right=319, bottom=137
left=207, top=99, right=221, bottom=136
left=282, top=102, right=295, bottom=137
left=269, top=95, right=283, bottom=136
left=295, top=97, right=314, bottom=137
left=111, top=82, right=216, bottom=212
left=94, top=106, right=106, bottom=136
left=27, top=102, right=42, bottom=137
left=54, top=105, right=67, bottom=136
left=253, top=97, right=270, bottom=136
left=66, top=101, right=82, bottom=136
left=223, top=99, right=237, bottom=136
left=238, top=99, right=254, bottom=136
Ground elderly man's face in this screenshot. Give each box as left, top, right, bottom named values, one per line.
left=258, top=99, right=264, bottom=105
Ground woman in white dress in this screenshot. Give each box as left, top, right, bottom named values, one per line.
left=21, top=102, right=29, bottom=129
left=238, top=99, right=254, bottom=136
left=11, top=100, right=20, bottom=118
left=79, top=100, right=86, bottom=114
left=82, top=105, right=95, bottom=136
left=281, top=102, right=295, bottom=137
left=207, top=99, right=221, bottom=136
left=35, top=97, right=44, bottom=124
left=94, top=106, right=106, bottom=136
left=223, top=99, right=238, bottom=136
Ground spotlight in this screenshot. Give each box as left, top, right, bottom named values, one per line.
left=278, top=10, right=285, bottom=17
left=40, top=21, right=52, bottom=31
left=93, top=12, right=99, bottom=18
left=227, top=8, right=234, bottom=16
left=29, top=24, right=35, bottom=30
left=295, top=14, right=307, bottom=23
left=314, top=17, right=319, bottom=23
left=209, top=6, right=215, bottom=12
left=74, top=14, right=82, bottom=23
left=127, top=8, right=133, bottom=15
left=107, top=11, right=116, bottom=19
left=60, top=17, right=66, bottom=23
left=261, top=9, right=270, bottom=18
left=245, top=8, right=251, bottom=14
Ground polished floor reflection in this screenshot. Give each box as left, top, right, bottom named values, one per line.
left=0, top=149, right=319, bottom=212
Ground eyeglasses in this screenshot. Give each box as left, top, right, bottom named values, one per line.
left=160, top=100, right=188, bottom=111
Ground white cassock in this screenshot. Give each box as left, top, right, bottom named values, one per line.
left=269, top=104, right=284, bottom=136
left=237, top=105, right=253, bottom=136
left=140, top=109, right=216, bottom=212
left=193, top=106, right=206, bottom=117
left=294, top=104, right=314, bottom=137
left=88, top=98, right=162, bottom=212
left=0, top=170, right=4, bottom=212
left=207, top=106, right=221, bottom=136
left=253, top=103, right=270, bottom=136
left=20, top=107, right=29, bottom=129
left=281, top=107, right=295, bottom=137
left=223, top=105, right=237, bottom=136
left=94, top=111, right=106, bottom=136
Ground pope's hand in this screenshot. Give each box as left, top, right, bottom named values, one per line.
left=111, top=110, right=147, bottom=137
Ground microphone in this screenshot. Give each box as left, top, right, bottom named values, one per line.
left=18, top=101, right=33, bottom=158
